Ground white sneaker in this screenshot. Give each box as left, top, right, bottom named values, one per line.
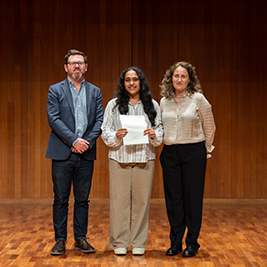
left=132, top=248, right=145, bottom=255
left=114, top=248, right=127, bottom=255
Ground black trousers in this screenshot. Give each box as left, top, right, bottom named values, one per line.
left=160, top=142, right=207, bottom=249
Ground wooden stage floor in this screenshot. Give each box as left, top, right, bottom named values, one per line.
left=0, top=200, right=266, bottom=266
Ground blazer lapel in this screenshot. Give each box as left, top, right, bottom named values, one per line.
left=62, top=79, right=75, bottom=116
left=85, top=82, right=92, bottom=116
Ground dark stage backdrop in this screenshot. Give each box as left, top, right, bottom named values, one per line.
left=0, top=0, right=266, bottom=201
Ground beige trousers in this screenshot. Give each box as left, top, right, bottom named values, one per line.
left=109, top=159, right=155, bottom=249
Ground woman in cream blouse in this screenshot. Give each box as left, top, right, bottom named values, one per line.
left=159, top=62, right=216, bottom=257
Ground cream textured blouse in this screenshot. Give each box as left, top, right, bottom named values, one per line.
left=101, top=98, right=163, bottom=163
left=160, top=92, right=216, bottom=153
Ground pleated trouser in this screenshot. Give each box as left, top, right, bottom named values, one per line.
left=109, top=159, right=154, bottom=249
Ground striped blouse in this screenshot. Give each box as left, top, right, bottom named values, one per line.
left=160, top=92, right=216, bottom=153
left=101, top=98, right=163, bottom=163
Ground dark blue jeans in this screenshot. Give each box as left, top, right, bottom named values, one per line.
left=52, top=153, right=94, bottom=241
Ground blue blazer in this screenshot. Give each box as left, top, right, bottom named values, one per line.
left=46, top=78, right=104, bottom=161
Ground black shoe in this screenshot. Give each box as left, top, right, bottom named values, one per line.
left=166, top=245, right=182, bottom=256
left=182, top=246, right=198, bottom=257
left=51, top=240, right=65, bottom=255
left=74, top=238, right=95, bottom=253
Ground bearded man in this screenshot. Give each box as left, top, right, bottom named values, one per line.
left=46, top=49, right=104, bottom=255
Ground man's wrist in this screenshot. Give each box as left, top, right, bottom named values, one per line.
left=72, top=137, right=79, bottom=147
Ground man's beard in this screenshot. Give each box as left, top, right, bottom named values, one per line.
left=71, top=72, right=83, bottom=80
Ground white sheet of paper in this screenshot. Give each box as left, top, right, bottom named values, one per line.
left=120, top=115, right=149, bottom=145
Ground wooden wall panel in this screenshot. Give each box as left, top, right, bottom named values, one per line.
left=132, top=0, right=267, bottom=199
left=0, top=0, right=266, bottom=201
left=0, top=0, right=132, bottom=201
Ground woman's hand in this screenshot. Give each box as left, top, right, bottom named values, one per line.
left=116, top=128, right=128, bottom=140
left=144, top=128, right=156, bottom=140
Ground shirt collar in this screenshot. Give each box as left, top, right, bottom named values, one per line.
left=172, top=91, right=190, bottom=102
left=67, top=78, right=85, bottom=88
left=128, top=100, right=142, bottom=107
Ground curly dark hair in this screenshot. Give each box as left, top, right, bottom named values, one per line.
left=114, top=66, right=157, bottom=127
left=160, top=61, right=202, bottom=99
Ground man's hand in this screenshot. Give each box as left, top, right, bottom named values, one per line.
left=72, top=138, right=89, bottom=154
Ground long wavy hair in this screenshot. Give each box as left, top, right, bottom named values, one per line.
left=160, top=61, right=202, bottom=99
left=114, top=67, right=157, bottom=127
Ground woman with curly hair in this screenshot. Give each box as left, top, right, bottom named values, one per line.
left=101, top=67, right=163, bottom=256
left=160, top=62, right=216, bottom=257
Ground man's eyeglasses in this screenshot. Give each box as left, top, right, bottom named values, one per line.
left=67, top=61, right=85, bottom=67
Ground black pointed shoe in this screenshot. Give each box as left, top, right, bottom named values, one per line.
left=51, top=239, right=65, bottom=255
left=166, top=245, right=183, bottom=256
left=182, top=246, right=198, bottom=257
left=74, top=238, right=95, bottom=253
